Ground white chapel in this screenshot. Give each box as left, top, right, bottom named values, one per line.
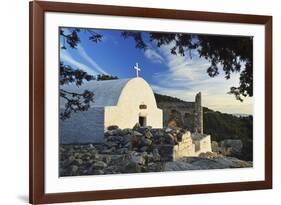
left=60, top=76, right=163, bottom=144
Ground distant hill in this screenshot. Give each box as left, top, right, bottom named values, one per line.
left=231, top=113, right=251, bottom=117
left=155, top=93, right=210, bottom=110
left=154, top=93, right=253, bottom=161
left=154, top=93, right=187, bottom=103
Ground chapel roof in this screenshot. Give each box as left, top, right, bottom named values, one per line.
left=60, top=78, right=144, bottom=108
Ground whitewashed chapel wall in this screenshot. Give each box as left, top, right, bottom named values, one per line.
left=104, top=78, right=163, bottom=129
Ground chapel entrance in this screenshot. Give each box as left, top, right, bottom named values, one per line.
left=139, top=116, right=147, bottom=127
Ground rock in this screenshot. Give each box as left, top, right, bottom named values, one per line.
left=146, top=162, right=164, bottom=172
left=105, top=129, right=122, bottom=136
left=81, top=169, right=89, bottom=175
left=72, top=158, right=83, bottom=165
left=198, top=152, right=218, bottom=159
left=156, top=144, right=174, bottom=161
left=141, top=151, right=148, bottom=158
left=140, top=146, right=148, bottom=152
left=112, top=135, right=125, bottom=142
left=151, top=129, right=165, bottom=138
left=190, top=158, right=229, bottom=169
left=164, top=161, right=200, bottom=171
left=103, top=166, right=117, bottom=174
left=211, top=141, right=219, bottom=152
left=145, top=139, right=153, bottom=146
left=87, top=164, right=106, bottom=175
left=144, top=126, right=152, bottom=129
left=60, top=147, right=65, bottom=152
left=165, top=133, right=175, bottom=144
left=111, top=129, right=122, bottom=136
left=101, top=155, right=112, bottom=163
left=144, top=131, right=153, bottom=139
left=104, top=130, right=114, bottom=136
left=117, top=148, right=129, bottom=154
left=131, top=135, right=141, bottom=147
left=132, top=131, right=143, bottom=137
left=152, top=149, right=161, bottom=161
left=120, top=128, right=132, bottom=136
left=133, top=123, right=141, bottom=129
left=100, top=148, right=114, bottom=154
left=74, top=152, right=82, bottom=158
left=165, top=127, right=173, bottom=132
left=130, top=152, right=146, bottom=165
left=88, top=144, right=95, bottom=148
left=59, top=137, right=253, bottom=177
left=81, top=153, right=91, bottom=161
left=123, top=134, right=133, bottom=144
left=159, top=137, right=166, bottom=144
left=89, top=149, right=98, bottom=156
left=135, top=127, right=149, bottom=134
left=107, top=125, right=119, bottom=130
left=73, top=145, right=80, bottom=149
left=105, top=141, right=118, bottom=148
left=93, top=161, right=107, bottom=169
left=183, top=156, right=252, bottom=169
left=220, top=139, right=243, bottom=156
left=124, top=142, right=132, bottom=149
left=139, top=136, right=148, bottom=146
left=122, top=161, right=141, bottom=173
left=214, top=157, right=252, bottom=168
left=97, top=170, right=105, bottom=174
left=68, top=155, right=75, bottom=162
left=71, top=165, right=79, bottom=174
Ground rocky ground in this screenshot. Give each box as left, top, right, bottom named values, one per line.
left=59, top=125, right=252, bottom=176
left=164, top=156, right=252, bottom=171
left=59, top=144, right=164, bottom=176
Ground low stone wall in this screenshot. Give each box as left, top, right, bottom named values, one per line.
left=212, top=139, right=243, bottom=157
left=174, top=133, right=195, bottom=159
left=192, top=133, right=212, bottom=156
left=156, top=132, right=195, bottom=161
left=155, top=144, right=174, bottom=161
left=104, top=126, right=199, bottom=161
left=160, top=132, right=194, bottom=160
left=103, top=126, right=212, bottom=161
left=60, top=125, right=212, bottom=168
left=59, top=144, right=251, bottom=176
left=59, top=126, right=253, bottom=176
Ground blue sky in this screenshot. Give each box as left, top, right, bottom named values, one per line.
left=60, top=28, right=252, bottom=114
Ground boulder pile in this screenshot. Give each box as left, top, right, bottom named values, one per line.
left=59, top=125, right=252, bottom=176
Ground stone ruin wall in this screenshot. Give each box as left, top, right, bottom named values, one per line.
left=155, top=92, right=212, bottom=160
left=194, top=92, right=203, bottom=134
left=156, top=92, right=203, bottom=133
left=172, top=132, right=195, bottom=160
left=193, top=134, right=212, bottom=155
left=156, top=131, right=212, bottom=160
left=155, top=131, right=195, bottom=161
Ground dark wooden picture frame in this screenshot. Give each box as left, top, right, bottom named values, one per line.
left=29, top=1, right=272, bottom=204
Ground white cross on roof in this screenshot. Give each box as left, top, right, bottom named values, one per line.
left=134, top=62, right=141, bottom=77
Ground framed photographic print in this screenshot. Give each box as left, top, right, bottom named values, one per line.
left=29, top=1, right=272, bottom=204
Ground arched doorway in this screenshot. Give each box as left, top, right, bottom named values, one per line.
left=139, top=103, right=148, bottom=127
left=139, top=116, right=147, bottom=127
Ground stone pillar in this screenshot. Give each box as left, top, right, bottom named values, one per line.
left=194, top=92, right=203, bottom=134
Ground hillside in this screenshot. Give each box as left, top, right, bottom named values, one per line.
left=154, top=93, right=253, bottom=161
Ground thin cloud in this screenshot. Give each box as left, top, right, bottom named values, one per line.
left=150, top=42, right=252, bottom=114
left=144, top=48, right=165, bottom=64
left=60, top=50, right=97, bottom=75
left=77, top=45, right=108, bottom=75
